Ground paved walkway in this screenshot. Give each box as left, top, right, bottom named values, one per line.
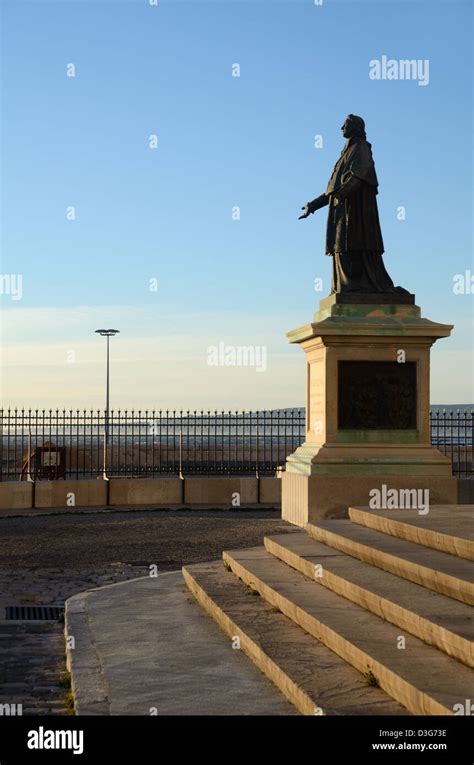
left=66, top=572, right=296, bottom=715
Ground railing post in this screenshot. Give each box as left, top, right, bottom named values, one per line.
left=26, top=430, right=33, bottom=482
left=0, top=409, right=3, bottom=483
left=179, top=429, right=183, bottom=480
left=255, top=412, right=259, bottom=480
left=102, top=430, right=108, bottom=482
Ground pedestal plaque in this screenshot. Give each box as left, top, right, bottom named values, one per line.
left=338, top=360, right=417, bottom=429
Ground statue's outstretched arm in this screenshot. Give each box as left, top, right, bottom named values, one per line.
left=307, top=193, right=329, bottom=213
left=299, top=193, right=329, bottom=219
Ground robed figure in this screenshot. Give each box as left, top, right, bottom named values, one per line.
left=300, top=114, right=406, bottom=294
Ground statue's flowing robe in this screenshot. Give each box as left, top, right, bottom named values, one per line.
left=308, top=137, right=396, bottom=293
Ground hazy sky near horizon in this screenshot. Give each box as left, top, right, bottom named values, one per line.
left=1, top=0, right=473, bottom=409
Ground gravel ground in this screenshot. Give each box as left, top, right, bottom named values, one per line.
left=0, top=508, right=290, bottom=570
left=0, top=508, right=291, bottom=715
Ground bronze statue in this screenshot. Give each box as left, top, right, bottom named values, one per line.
left=299, top=115, right=406, bottom=294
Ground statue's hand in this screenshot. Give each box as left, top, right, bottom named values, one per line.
left=332, top=195, right=342, bottom=207
left=298, top=204, right=311, bottom=220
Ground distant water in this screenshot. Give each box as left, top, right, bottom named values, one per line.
left=430, top=404, right=473, bottom=412
left=275, top=405, right=473, bottom=413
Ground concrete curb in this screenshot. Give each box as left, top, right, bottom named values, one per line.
left=65, top=589, right=113, bottom=715
left=0, top=504, right=280, bottom=519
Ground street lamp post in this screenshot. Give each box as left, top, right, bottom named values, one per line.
left=95, top=329, right=120, bottom=446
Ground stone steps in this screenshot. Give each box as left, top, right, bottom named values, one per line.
left=183, top=560, right=408, bottom=716
left=307, top=520, right=474, bottom=605
left=348, top=505, right=474, bottom=561
left=220, top=545, right=473, bottom=715
left=183, top=506, right=473, bottom=715
left=264, top=532, right=473, bottom=667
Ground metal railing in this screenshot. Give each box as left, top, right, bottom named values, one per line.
left=0, top=408, right=305, bottom=480
left=430, top=409, right=473, bottom=478
left=0, top=408, right=471, bottom=480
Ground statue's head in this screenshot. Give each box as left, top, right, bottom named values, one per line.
left=341, top=114, right=366, bottom=140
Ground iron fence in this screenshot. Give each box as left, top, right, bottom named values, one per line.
left=0, top=408, right=305, bottom=480
left=0, top=408, right=471, bottom=480
left=430, top=409, right=473, bottom=477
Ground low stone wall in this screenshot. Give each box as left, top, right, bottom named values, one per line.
left=0, top=476, right=282, bottom=510
left=0, top=482, right=33, bottom=509
left=259, top=476, right=282, bottom=504
left=458, top=478, right=474, bottom=504
left=35, top=480, right=108, bottom=508
left=109, top=477, right=183, bottom=506
left=183, top=477, right=257, bottom=505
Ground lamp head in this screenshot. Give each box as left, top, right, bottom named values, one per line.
left=95, top=329, right=120, bottom=337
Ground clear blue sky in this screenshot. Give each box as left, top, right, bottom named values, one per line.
left=1, top=0, right=473, bottom=408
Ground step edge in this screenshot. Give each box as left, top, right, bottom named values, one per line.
left=182, top=564, right=316, bottom=716
left=306, top=524, right=474, bottom=606
left=184, top=561, right=409, bottom=717
left=223, top=550, right=462, bottom=716
left=264, top=536, right=474, bottom=669
left=348, top=507, right=474, bottom=561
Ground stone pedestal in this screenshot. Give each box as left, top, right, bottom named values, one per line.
left=282, top=293, right=457, bottom=525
